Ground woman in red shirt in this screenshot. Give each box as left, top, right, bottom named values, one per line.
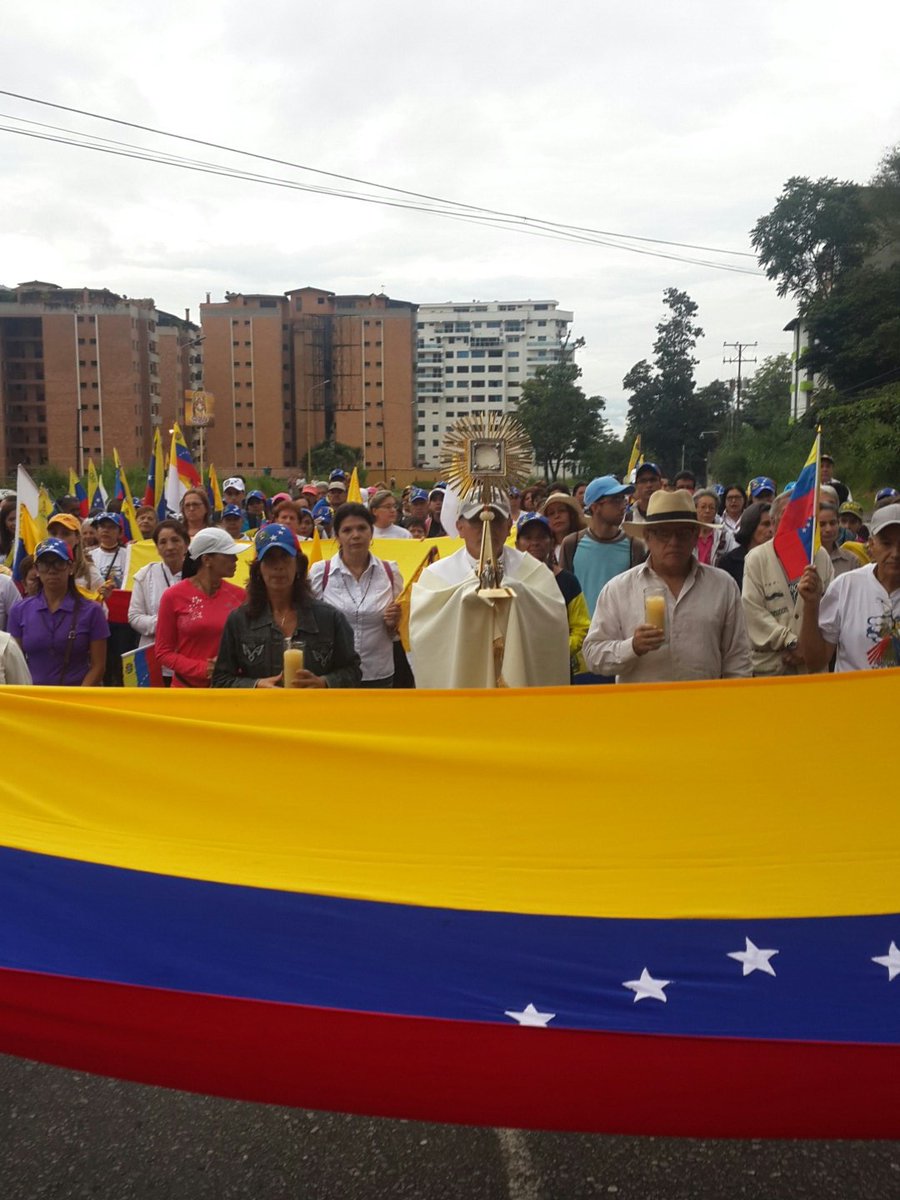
left=155, top=528, right=245, bottom=687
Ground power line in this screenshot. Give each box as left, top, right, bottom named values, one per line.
left=0, top=119, right=762, bottom=277
left=0, top=88, right=761, bottom=271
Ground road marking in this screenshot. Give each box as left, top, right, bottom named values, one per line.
left=496, top=1128, right=540, bottom=1200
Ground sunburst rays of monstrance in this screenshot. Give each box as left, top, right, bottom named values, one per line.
left=440, top=413, right=532, bottom=591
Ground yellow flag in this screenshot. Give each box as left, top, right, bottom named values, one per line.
left=626, top=435, right=643, bottom=482
left=347, top=467, right=363, bottom=503
left=18, top=504, right=41, bottom=555
left=306, top=527, right=324, bottom=566
left=113, top=448, right=142, bottom=541
left=37, top=486, right=54, bottom=539
left=86, top=459, right=101, bottom=511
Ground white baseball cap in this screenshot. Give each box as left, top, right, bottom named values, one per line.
left=222, top=476, right=246, bottom=493
left=189, top=528, right=240, bottom=558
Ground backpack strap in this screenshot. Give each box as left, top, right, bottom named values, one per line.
left=383, top=561, right=394, bottom=588
left=322, top=560, right=331, bottom=589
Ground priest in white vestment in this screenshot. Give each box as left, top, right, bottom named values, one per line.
left=409, top=495, right=570, bottom=688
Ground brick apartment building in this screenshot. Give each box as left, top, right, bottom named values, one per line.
left=0, top=281, right=200, bottom=477
left=200, top=287, right=417, bottom=481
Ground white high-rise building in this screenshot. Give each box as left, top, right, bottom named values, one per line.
left=414, top=299, right=573, bottom=469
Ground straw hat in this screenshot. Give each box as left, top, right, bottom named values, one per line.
left=540, top=493, right=587, bottom=530
left=623, top=489, right=716, bottom=539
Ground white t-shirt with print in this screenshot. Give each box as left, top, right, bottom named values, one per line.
left=818, top=564, right=900, bottom=672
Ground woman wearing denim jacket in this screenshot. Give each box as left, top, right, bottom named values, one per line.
left=212, top=524, right=361, bottom=689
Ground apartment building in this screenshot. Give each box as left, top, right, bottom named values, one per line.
left=0, top=281, right=199, bottom=476
left=200, top=288, right=417, bottom=479
left=414, top=300, right=573, bottom=469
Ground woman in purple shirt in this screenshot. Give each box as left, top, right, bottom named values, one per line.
left=8, top=537, right=108, bottom=686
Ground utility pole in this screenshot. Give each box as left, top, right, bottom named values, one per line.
left=723, top=341, right=757, bottom=429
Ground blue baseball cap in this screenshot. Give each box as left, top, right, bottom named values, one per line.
left=584, top=475, right=634, bottom=506
left=35, top=536, right=74, bottom=563
left=222, top=504, right=243, bottom=518
left=634, top=462, right=661, bottom=479
left=255, top=523, right=299, bottom=560
left=749, top=476, right=776, bottom=498
left=713, top=483, right=726, bottom=497
left=90, top=510, right=122, bottom=527
left=329, top=469, right=347, bottom=482
left=312, top=499, right=333, bottom=520
left=246, top=489, right=266, bottom=503
left=516, top=512, right=551, bottom=534
left=410, top=488, right=429, bottom=502
left=876, top=487, right=899, bottom=502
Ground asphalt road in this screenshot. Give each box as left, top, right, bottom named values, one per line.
left=1, top=1054, right=898, bottom=1199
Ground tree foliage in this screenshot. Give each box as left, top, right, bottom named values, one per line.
left=623, top=289, right=729, bottom=475
left=740, top=354, right=792, bottom=430
left=514, top=338, right=608, bottom=481
left=750, top=176, right=877, bottom=306
left=310, top=440, right=362, bottom=478
left=800, top=264, right=900, bottom=395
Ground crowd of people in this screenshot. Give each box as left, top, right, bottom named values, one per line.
left=0, top=457, right=897, bottom=688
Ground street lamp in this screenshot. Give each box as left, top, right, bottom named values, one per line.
left=305, top=378, right=330, bottom=482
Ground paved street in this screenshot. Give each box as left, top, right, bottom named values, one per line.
left=1, top=1054, right=898, bottom=1199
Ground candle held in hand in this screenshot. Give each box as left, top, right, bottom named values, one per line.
left=644, top=593, right=666, bottom=633
left=283, top=646, right=305, bottom=687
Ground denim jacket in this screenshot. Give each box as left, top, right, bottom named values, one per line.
left=211, top=599, right=361, bottom=688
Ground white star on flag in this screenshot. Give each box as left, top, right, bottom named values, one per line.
left=623, top=968, right=670, bottom=1003
left=504, top=1003, right=556, bottom=1027
left=872, top=941, right=900, bottom=981
left=727, top=937, right=779, bottom=977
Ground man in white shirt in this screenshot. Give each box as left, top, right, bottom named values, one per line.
left=741, top=491, right=833, bottom=676
left=0, top=629, right=31, bottom=684
left=410, top=494, right=569, bottom=687
left=798, top=503, right=900, bottom=672
left=582, top=489, right=751, bottom=683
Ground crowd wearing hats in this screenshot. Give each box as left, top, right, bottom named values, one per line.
left=1, top=453, right=898, bottom=687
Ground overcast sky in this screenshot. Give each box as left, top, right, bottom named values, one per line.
left=3, top=0, right=898, bottom=432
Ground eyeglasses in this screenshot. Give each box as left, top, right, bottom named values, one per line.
left=647, top=527, right=697, bottom=543
left=36, top=558, right=69, bottom=571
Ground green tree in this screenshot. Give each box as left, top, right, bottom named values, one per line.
left=740, top=354, right=792, bottom=430
left=513, top=338, right=607, bottom=481
left=624, top=289, right=726, bottom=474
left=800, top=264, right=900, bottom=395
left=310, top=441, right=363, bottom=479
left=751, top=176, right=877, bottom=306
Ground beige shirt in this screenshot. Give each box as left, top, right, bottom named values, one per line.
left=582, top=559, right=751, bottom=683
left=741, top=541, right=833, bottom=676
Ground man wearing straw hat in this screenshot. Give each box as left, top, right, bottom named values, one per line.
left=582, top=489, right=751, bottom=683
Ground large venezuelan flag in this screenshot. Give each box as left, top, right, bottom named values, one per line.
left=0, top=673, right=898, bottom=1139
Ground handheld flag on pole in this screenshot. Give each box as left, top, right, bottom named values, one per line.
left=306, top=526, right=324, bottom=566
left=37, top=487, right=54, bottom=540
left=113, top=449, right=141, bottom=542
left=773, top=428, right=821, bottom=584
left=86, top=459, right=104, bottom=512
left=142, top=429, right=167, bottom=521
left=12, top=504, right=41, bottom=582
left=207, top=464, right=223, bottom=519
left=346, top=467, right=363, bottom=504
left=164, top=423, right=200, bottom=517
left=69, top=468, right=89, bottom=518
left=626, top=435, right=643, bottom=483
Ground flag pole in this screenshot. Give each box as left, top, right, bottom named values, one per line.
left=810, top=425, right=822, bottom=567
